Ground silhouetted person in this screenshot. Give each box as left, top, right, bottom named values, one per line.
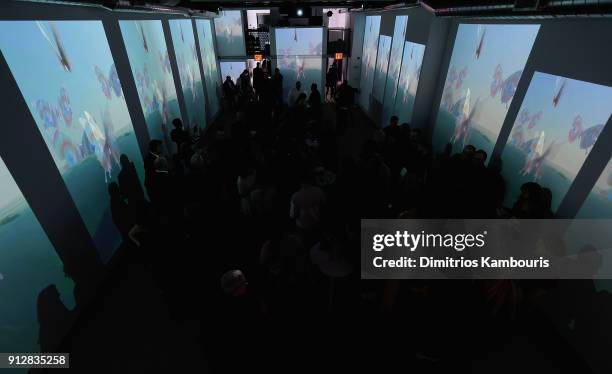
left=287, top=81, right=302, bottom=107
left=384, top=115, right=401, bottom=143
left=223, top=75, right=237, bottom=111
left=239, top=69, right=252, bottom=99
left=170, top=118, right=190, bottom=150
left=272, top=68, right=283, bottom=105
left=336, top=80, right=355, bottom=107
left=308, top=83, right=322, bottom=118
left=326, top=64, right=338, bottom=100
left=118, top=154, right=145, bottom=205
left=108, top=182, right=133, bottom=240
left=512, top=182, right=547, bottom=218
left=37, top=285, right=72, bottom=353
left=253, top=62, right=265, bottom=97
left=335, top=80, right=355, bottom=133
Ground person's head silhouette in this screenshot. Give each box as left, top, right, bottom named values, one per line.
left=119, top=154, right=131, bottom=168
left=389, top=115, right=399, bottom=127
left=172, top=118, right=183, bottom=130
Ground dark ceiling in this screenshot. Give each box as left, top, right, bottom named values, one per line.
left=11, top=0, right=612, bottom=16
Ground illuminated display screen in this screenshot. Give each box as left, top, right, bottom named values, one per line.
left=358, top=15, right=381, bottom=113
left=372, top=35, right=392, bottom=105
left=0, top=20, right=145, bottom=262
left=214, top=10, right=246, bottom=57
left=433, top=24, right=540, bottom=158
left=119, top=20, right=182, bottom=154
left=195, top=18, right=221, bottom=120
left=394, top=41, right=426, bottom=126
left=381, top=16, right=408, bottom=127
left=169, top=19, right=207, bottom=131
left=501, top=72, right=612, bottom=211
left=0, top=156, right=75, bottom=353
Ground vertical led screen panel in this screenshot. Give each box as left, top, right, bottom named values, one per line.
left=169, top=19, right=207, bottom=131
left=0, top=156, right=75, bottom=353
left=0, top=21, right=145, bottom=262
left=577, top=159, right=612, bottom=219
left=195, top=19, right=221, bottom=120
left=501, top=72, right=612, bottom=211
left=381, top=15, right=408, bottom=128
left=119, top=20, right=181, bottom=155
left=214, top=10, right=246, bottom=57
left=572, top=158, right=612, bottom=292
left=274, top=27, right=324, bottom=99
left=394, top=41, right=426, bottom=126
left=433, top=24, right=540, bottom=158
left=372, top=35, right=392, bottom=104
left=358, top=16, right=381, bottom=112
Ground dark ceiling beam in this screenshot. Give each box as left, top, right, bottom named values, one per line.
left=12, top=0, right=612, bottom=17
left=432, top=1, right=612, bottom=17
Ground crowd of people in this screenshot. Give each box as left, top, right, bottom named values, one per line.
left=103, top=64, right=609, bottom=371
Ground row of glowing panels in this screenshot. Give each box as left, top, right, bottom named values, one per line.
left=359, top=15, right=427, bottom=129
left=0, top=17, right=231, bottom=355
left=0, top=19, right=225, bottom=263
left=360, top=17, right=612, bottom=218
left=434, top=23, right=612, bottom=217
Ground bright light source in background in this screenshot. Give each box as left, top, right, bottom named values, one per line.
left=296, top=8, right=304, bottom=17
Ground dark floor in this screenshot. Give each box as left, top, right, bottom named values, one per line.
left=53, top=105, right=599, bottom=374
left=53, top=105, right=375, bottom=373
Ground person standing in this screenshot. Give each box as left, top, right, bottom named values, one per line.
left=253, top=62, right=265, bottom=99
left=272, top=68, right=284, bottom=105
left=287, top=81, right=302, bottom=107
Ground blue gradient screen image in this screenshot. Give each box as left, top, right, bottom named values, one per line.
left=577, top=159, right=612, bottom=219
left=0, top=157, right=75, bottom=355
left=275, top=27, right=323, bottom=56
left=276, top=57, right=323, bottom=99
left=358, top=15, right=381, bottom=113
left=372, top=35, right=392, bottom=105
left=169, top=19, right=207, bottom=131
left=433, top=24, right=540, bottom=158
left=381, top=16, right=408, bottom=127
left=120, top=20, right=182, bottom=155
left=0, top=20, right=145, bottom=262
left=501, top=72, right=612, bottom=211
left=220, top=60, right=246, bottom=85
left=196, top=19, right=221, bottom=121
left=214, top=10, right=245, bottom=57
left=274, top=27, right=324, bottom=98
left=394, top=41, right=426, bottom=126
